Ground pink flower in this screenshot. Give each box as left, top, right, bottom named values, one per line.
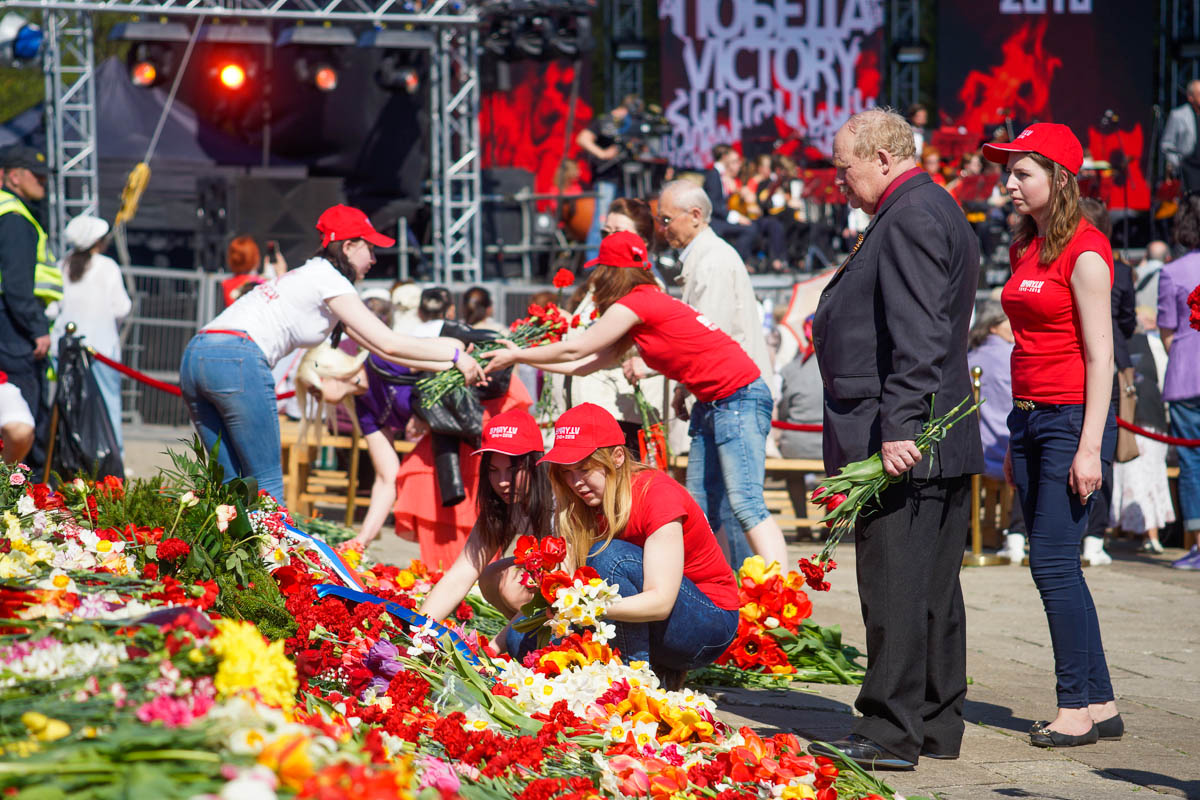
left=9, top=471, right=25, bottom=486
left=417, top=756, right=461, bottom=793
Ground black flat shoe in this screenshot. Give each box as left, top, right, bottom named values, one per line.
left=1032, top=715, right=1123, bottom=741
left=1095, top=713, right=1124, bottom=741
left=808, top=734, right=916, bottom=770
left=919, top=749, right=959, bottom=760
left=1029, top=722, right=1099, bottom=748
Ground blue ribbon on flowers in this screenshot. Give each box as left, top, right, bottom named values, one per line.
left=313, top=583, right=479, bottom=665
left=280, top=521, right=367, bottom=592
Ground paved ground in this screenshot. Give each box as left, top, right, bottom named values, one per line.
left=125, top=425, right=1200, bottom=800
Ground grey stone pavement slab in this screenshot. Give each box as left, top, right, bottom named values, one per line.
left=125, top=429, right=1200, bottom=799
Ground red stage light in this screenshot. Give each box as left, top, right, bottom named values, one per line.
left=130, top=61, right=157, bottom=87
left=313, top=65, right=338, bottom=92
left=218, top=62, right=246, bottom=90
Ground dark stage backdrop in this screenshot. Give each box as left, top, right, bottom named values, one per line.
left=937, top=0, right=1155, bottom=211
left=657, top=0, right=885, bottom=168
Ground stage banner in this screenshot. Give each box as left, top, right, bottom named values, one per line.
left=480, top=60, right=594, bottom=195
left=657, top=0, right=885, bottom=168
left=937, top=0, right=1155, bottom=210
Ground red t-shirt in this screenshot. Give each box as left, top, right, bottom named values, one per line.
left=612, top=469, right=739, bottom=610
left=616, top=285, right=760, bottom=402
left=1001, top=218, right=1114, bottom=404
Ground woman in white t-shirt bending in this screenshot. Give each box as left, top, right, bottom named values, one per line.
left=180, top=205, right=485, bottom=502
left=55, top=215, right=132, bottom=450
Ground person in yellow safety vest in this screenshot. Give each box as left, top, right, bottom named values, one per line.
left=0, top=145, right=59, bottom=474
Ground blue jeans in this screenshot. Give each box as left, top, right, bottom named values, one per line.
left=1009, top=403, right=1117, bottom=708
left=1169, top=398, right=1200, bottom=531
left=584, top=179, right=620, bottom=262
left=687, top=378, right=773, bottom=567
left=93, top=361, right=123, bottom=452
left=180, top=333, right=283, bottom=502
left=506, top=539, right=738, bottom=668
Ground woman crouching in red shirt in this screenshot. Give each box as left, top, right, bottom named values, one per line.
left=484, top=231, right=788, bottom=570
left=505, top=403, right=740, bottom=689
left=985, top=124, right=1121, bottom=749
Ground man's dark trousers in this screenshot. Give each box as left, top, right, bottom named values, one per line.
left=852, top=477, right=970, bottom=762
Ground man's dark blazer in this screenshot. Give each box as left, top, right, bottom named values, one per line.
left=813, top=172, right=984, bottom=479
left=702, top=168, right=730, bottom=221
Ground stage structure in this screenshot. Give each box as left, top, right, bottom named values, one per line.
left=604, top=0, right=641, bottom=111
left=0, top=0, right=484, bottom=284
left=888, top=0, right=922, bottom=112
left=1162, top=0, right=1200, bottom=110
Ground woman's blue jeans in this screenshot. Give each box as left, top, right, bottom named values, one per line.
left=93, top=361, right=123, bottom=452
left=686, top=378, right=773, bottom=567
left=1008, top=403, right=1117, bottom=709
left=1169, top=398, right=1200, bottom=531
left=506, top=539, right=738, bottom=669
left=179, top=332, right=284, bottom=502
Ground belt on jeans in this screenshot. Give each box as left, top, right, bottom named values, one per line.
left=200, top=329, right=254, bottom=342
left=1014, top=399, right=1061, bottom=411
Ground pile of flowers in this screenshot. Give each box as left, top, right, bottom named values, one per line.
left=0, top=444, right=905, bottom=800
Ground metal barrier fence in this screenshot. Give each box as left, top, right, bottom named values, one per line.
left=113, top=267, right=816, bottom=426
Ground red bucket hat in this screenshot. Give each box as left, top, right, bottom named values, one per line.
left=538, top=403, right=626, bottom=465
left=315, top=205, right=396, bottom=249
left=472, top=409, right=543, bottom=457
left=582, top=230, right=652, bottom=271
left=982, top=123, right=1084, bottom=176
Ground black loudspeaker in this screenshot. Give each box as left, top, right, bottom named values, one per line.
left=232, top=176, right=345, bottom=268
left=196, top=176, right=230, bottom=270
left=481, top=167, right=534, bottom=280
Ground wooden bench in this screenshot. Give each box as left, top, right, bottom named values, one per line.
left=279, top=416, right=414, bottom=523
left=671, top=455, right=830, bottom=530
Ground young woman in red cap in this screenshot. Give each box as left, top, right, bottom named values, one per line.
left=506, top=402, right=739, bottom=686
left=180, top=205, right=485, bottom=503
left=484, top=230, right=788, bottom=570
left=419, top=409, right=554, bottom=639
left=984, top=123, right=1121, bottom=748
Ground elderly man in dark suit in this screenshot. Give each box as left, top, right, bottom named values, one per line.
left=808, top=109, right=983, bottom=770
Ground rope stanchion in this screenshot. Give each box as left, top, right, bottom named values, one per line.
left=1116, top=417, right=1200, bottom=447
left=772, top=421, right=823, bottom=432
left=90, top=350, right=182, bottom=397
left=89, top=350, right=296, bottom=402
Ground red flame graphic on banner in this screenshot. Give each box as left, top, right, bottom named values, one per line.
left=954, top=20, right=1061, bottom=136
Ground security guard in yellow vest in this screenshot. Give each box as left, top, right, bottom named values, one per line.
left=0, top=145, right=60, bottom=473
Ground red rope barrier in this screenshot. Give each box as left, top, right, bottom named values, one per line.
left=772, top=421, right=823, bottom=432
left=773, top=417, right=1200, bottom=447
left=89, top=350, right=296, bottom=402
left=1116, top=417, right=1200, bottom=447
left=90, top=350, right=182, bottom=397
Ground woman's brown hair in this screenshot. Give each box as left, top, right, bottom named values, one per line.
left=547, top=445, right=647, bottom=570
left=589, top=264, right=660, bottom=313
left=606, top=197, right=656, bottom=250
left=1011, top=152, right=1082, bottom=265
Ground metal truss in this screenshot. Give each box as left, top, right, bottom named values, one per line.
left=604, top=0, right=641, bottom=111
left=430, top=24, right=481, bottom=284
left=1161, top=0, right=1200, bottom=109
left=888, top=0, right=920, bottom=111
left=0, top=0, right=481, bottom=280
left=40, top=9, right=98, bottom=257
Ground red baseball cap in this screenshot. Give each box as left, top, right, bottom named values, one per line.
left=538, top=403, right=627, bottom=465
left=582, top=230, right=652, bottom=271
left=315, top=205, right=396, bottom=249
left=472, top=409, right=543, bottom=457
left=982, top=123, right=1084, bottom=175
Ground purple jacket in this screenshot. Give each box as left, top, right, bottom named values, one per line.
left=1157, top=251, right=1200, bottom=402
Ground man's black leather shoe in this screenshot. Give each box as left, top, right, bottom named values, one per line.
left=807, top=734, right=916, bottom=770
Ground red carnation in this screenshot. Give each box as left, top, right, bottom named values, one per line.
left=157, top=537, right=191, bottom=562
left=1188, top=283, right=1200, bottom=332
left=552, top=268, right=575, bottom=289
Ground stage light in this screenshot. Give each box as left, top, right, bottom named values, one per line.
left=514, top=16, right=548, bottom=59
left=313, top=65, right=338, bottom=91
left=614, top=40, right=646, bottom=62
left=0, top=12, right=43, bottom=66
left=219, top=62, right=247, bottom=90
left=130, top=61, right=158, bottom=86
left=376, top=52, right=424, bottom=94
left=892, top=42, right=928, bottom=64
